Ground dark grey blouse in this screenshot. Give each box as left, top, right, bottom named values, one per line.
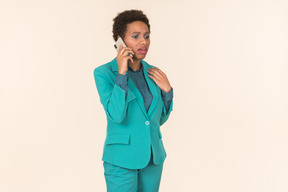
left=115, top=64, right=173, bottom=112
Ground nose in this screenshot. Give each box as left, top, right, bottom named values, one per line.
left=140, top=37, right=147, bottom=46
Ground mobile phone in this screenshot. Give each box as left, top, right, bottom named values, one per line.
left=114, top=37, right=133, bottom=57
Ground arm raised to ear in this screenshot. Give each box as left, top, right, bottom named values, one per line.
left=93, top=67, right=135, bottom=124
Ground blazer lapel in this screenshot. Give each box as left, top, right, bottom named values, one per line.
left=142, top=60, right=159, bottom=117
left=127, top=77, right=149, bottom=119
left=111, top=57, right=155, bottom=119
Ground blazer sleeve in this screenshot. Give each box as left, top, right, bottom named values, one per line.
left=93, top=67, right=136, bottom=124
left=160, top=95, right=173, bottom=126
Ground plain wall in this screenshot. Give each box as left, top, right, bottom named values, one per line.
left=0, top=0, right=287, bottom=191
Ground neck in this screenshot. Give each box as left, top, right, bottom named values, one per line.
left=128, top=60, right=141, bottom=71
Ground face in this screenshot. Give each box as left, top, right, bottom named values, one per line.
left=121, top=21, right=150, bottom=61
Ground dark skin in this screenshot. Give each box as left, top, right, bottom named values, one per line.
left=116, top=21, right=172, bottom=93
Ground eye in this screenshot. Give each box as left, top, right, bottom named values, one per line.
left=132, top=35, right=139, bottom=39
left=145, top=35, right=150, bottom=39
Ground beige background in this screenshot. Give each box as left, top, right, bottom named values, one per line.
left=1, top=0, right=287, bottom=191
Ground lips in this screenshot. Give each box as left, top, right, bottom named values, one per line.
left=138, top=47, right=148, bottom=54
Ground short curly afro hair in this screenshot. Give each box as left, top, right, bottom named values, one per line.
left=112, top=9, right=150, bottom=42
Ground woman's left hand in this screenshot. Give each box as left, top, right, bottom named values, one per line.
left=147, top=67, right=172, bottom=93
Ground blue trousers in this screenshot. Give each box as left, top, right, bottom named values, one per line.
left=103, top=150, right=164, bottom=192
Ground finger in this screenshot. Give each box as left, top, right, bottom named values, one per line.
left=118, top=43, right=123, bottom=52
left=119, top=47, right=133, bottom=56
left=118, top=45, right=126, bottom=55
left=127, top=56, right=134, bottom=63
left=124, top=56, right=134, bottom=63
left=152, top=67, right=165, bottom=76
left=122, top=49, right=134, bottom=56
left=120, top=44, right=132, bottom=49
left=148, top=73, right=161, bottom=83
left=151, top=69, right=162, bottom=77
left=118, top=48, right=129, bottom=56
left=148, top=69, right=162, bottom=79
left=150, top=67, right=165, bottom=77
left=148, top=74, right=158, bottom=83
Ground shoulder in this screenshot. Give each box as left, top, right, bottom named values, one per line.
left=141, top=59, right=156, bottom=69
left=93, top=58, right=115, bottom=77
left=94, top=61, right=111, bottom=74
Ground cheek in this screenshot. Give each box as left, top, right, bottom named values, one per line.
left=123, top=38, right=133, bottom=47
left=129, top=44, right=138, bottom=51
left=126, top=42, right=137, bottom=50
left=146, top=40, right=151, bottom=47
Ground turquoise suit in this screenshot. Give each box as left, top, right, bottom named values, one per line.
left=93, top=57, right=173, bottom=169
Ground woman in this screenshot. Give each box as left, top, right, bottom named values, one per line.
left=93, top=9, right=173, bottom=192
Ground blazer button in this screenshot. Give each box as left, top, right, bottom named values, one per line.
left=145, top=121, right=150, bottom=125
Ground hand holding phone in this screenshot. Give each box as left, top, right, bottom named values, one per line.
left=114, top=37, right=134, bottom=75
left=114, top=37, right=133, bottom=57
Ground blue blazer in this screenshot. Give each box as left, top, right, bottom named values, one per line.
left=93, top=57, right=173, bottom=169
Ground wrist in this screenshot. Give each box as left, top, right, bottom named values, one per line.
left=163, top=86, right=172, bottom=93
left=118, top=70, right=127, bottom=75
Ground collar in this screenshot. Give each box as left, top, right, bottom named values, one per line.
left=128, top=63, right=143, bottom=73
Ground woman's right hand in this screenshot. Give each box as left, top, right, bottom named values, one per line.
left=116, top=43, right=134, bottom=75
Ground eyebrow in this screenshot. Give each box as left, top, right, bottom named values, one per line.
left=131, top=32, right=150, bottom=34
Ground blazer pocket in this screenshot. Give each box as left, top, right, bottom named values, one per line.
left=158, top=130, right=162, bottom=139
left=105, top=134, right=130, bottom=145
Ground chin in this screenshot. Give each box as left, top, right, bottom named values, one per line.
left=137, top=55, right=146, bottom=60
